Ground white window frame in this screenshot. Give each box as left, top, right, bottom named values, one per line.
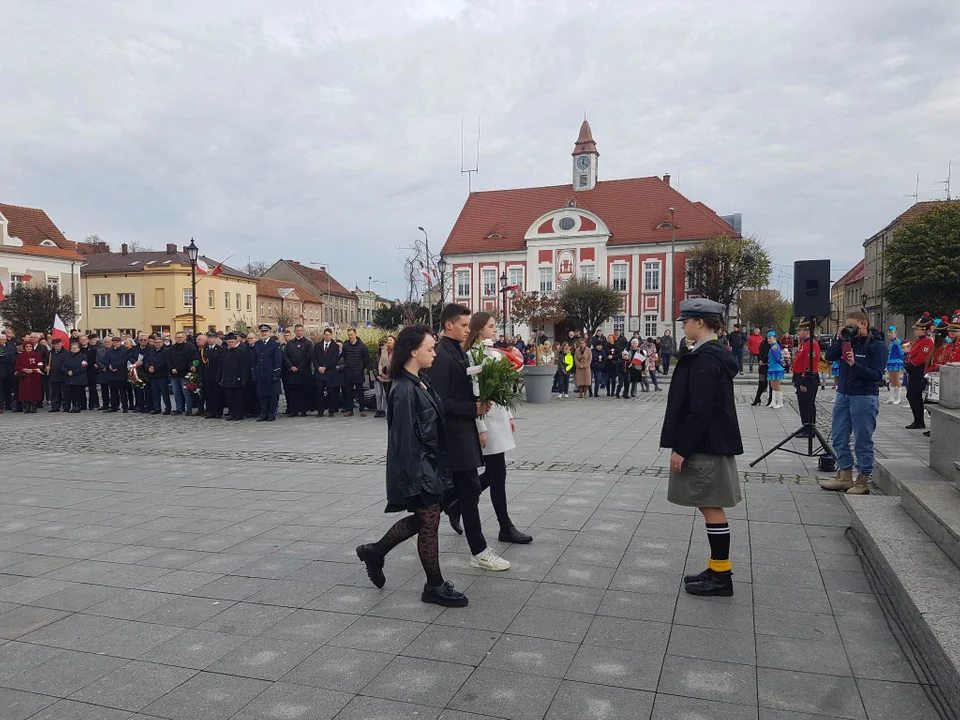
left=117, top=293, right=136, bottom=308
left=208, top=289, right=215, bottom=308
left=643, top=261, right=661, bottom=292
left=611, top=264, right=628, bottom=292
left=119, top=328, right=135, bottom=336
left=643, top=314, right=659, bottom=338
left=260, top=302, right=265, bottom=316
left=456, top=269, right=471, bottom=298
left=10, top=274, right=23, bottom=289
left=224, top=292, right=230, bottom=310
left=579, top=263, right=596, bottom=282
left=47, top=277, right=60, bottom=295
left=182, top=288, right=194, bottom=308
left=236, top=293, right=241, bottom=310
left=94, top=293, right=111, bottom=308
left=482, top=268, right=497, bottom=297
left=246, top=295, right=251, bottom=311
left=613, top=314, right=626, bottom=333
left=538, top=267, right=553, bottom=294
left=508, top=267, right=524, bottom=290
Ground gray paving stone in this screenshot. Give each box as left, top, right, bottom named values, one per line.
left=756, top=635, right=851, bottom=676
left=136, top=595, right=234, bottom=628
left=565, top=643, right=664, bottom=691
left=84, top=589, right=174, bottom=620
left=195, top=601, right=294, bottom=636
left=480, top=633, right=578, bottom=678
left=400, top=623, right=500, bottom=666
left=504, top=605, right=594, bottom=644
left=668, top=624, right=758, bottom=666
left=596, top=589, right=677, bottom=623
left=525, top=583, right=604, bottom=614
left=230, top=681, right=352, bottom=720
left=652, top=694, right=760, bottom=719
left=363, top=655, right=475, bottom=706
left=30, top=583, right=117, bottom=612
left=0, top=688, right=59, bottom=720
left=204, top=635, right=317, bottom=680
left=4, top=648, right=128, bottom=696
left=332, top=695, right=441, bottom=720
left=0, top=641, right=64, bottom=682
left=140, top=670, right=270, bottom=720
left=140, top=629, right=248, bottom=670
left=449, top=667, right=561, bottom=720
left=0, top=605, right=70, bottom=640
left=327, top=614, right=426, bottom=654
left=754, top=607, right=840, bottom=642
left=26, top=698, right=134, bottom=720
left=584, top=615, right=671, bottom=652
left=68, top=660, right=196, bottom=711
left=545, top=679, right=655, bottom=719
left=657, top=655, right=758, bottom=707
left=757, top=667, right=866, bottom=719
left=82, top=620, right=184, bottom=659
left=18, top=613, right=128, bottom=650
left=281, top=645, right=394, bottom=693
left=259, top=608, right=357, bottom=644
left=856, top=678, right=938, bottom=720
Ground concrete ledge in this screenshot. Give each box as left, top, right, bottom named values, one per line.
left=844, top=494, right=960, bottom=714
left=873, top=458, right=917, bottom=496
left=930, top=405, right=960, bottom=482
left=900, top=473, right=960, bottom=568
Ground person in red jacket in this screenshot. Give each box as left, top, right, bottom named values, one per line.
left=948, top=311, right=960, bottom=365
left=904, top=312, right=935, bottom=430
left=930, top=315, right=956, bottom=372
left=792, top=319, right=821, bottom=437
left=746, top=328, right=763, bottom=372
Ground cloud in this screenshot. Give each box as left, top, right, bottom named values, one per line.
left=0, top=0, right=957, bottom=299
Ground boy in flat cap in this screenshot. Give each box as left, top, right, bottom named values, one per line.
left=660, top=299, right=743, bottom=597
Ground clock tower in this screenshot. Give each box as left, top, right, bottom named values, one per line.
left=572, top=119, right=599, bottom=192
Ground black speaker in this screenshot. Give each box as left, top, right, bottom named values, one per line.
left=793, top=260, right=831, bottom=318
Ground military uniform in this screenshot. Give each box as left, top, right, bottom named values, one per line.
left=905, top=312, right=935, bottom=429
left=791, top=319, right=821, bottom=435
left=253, top=324, right=283, bottom=421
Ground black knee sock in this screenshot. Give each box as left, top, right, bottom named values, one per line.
left=705, top=522, right=731, bottom=573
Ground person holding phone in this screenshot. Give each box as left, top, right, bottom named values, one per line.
left=820, top=310, right=886, bottom=495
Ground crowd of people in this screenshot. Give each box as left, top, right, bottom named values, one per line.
left=0, top=324, right=393, bottom=421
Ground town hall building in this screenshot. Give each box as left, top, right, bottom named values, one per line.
left=440, top=121, right=740, bottom=338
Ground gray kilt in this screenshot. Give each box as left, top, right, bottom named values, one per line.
left=667, top=453, right=742, bottom=508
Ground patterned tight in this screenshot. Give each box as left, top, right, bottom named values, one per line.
left=373, top=505, right=443, bottom=586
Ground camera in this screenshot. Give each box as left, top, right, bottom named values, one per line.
left=839, top=325, right=860, bottom=341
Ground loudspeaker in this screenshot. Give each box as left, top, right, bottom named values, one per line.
left=793, top=260, right=831, bottom=318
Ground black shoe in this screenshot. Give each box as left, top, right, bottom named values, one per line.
left=498, top=525, right=533, bottom=544
left=923, top=430, right=930, bottom=437
left=48, top=408, right=60, bottom=412
left=172, top=410, right=183, bottom=416
left=421, top=581, right=468, bottom=607
left=162, top=410, right=171, bottom=415
left=256, top=416, right=266, bottom=422
left=446, top=500, right=463, bottom=535
left=905, top=422, right=925, bottom=430
left=683, top=567, right=735, bottom=584
left=267, top=416, right=275, bottom=422
left=684, top=569, right=733, bottom=597
left=122, top=409, right=128, bottom=413
left=356, top=544, right=386, bottom=588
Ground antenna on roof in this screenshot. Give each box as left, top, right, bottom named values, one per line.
left=904, top=173, right=919, bottom=204
left=934, top=160, right=952, bottom=200
left=460, top=115, right=481, bottom=194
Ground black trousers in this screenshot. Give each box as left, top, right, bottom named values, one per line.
left=343, top=381, right=365, bottom=412
left=316, top=381, right=340, bottom=415
left=480, top=452, right=511, bottom=528
left=449, top=469, right=486, bottom=556
left=794, top=373, right=819, bottom=425
left=225, top=386, right=244, bottom=418
left=0, top=376, right=13, bottom=409
left=41, top=375, right=49, bottom=403
left=906, top=365, right=926, bottom=426
left=285, top=383, right=309, bottom=414
left=258, top=394, right=279, bottom=419
left=109, top=381, right=128, bottom=410
left=86, top=375, right=99, bottom=408
left=205, top=384, right=223, bottom=417
left=49, top=381, right=65, bottom=410
left=68, top=385, right=86, bottom=410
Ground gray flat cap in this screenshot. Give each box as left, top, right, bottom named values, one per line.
left=678, top=298, right=725, bottom=321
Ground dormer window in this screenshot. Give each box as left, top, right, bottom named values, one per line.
left=657, top=222, right=674, bottom=230
left=487, top=233, right=501, bottom=239
left=39, top=239, right=58, bottom=247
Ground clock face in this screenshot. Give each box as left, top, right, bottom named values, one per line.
left=576, top=155, right=591, bottom=170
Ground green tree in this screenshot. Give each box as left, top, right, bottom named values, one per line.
left=373, top=304, right=403, bottom=329
left=0, top=285, right=77, bottom=336
left=739, top=289, right=794, bottom=333
left=558, top=278, right=622, bottom=334
left=687, top=235, right=772, bottom=320
left=884, top=202, right=960, bottom=320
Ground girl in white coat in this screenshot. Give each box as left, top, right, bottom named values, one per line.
left=463, top=312, right=533, bottom=544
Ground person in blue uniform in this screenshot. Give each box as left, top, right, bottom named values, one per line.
left=766, top=331, right=785, bottom=408
left=884, top=326, right=904, bottom=405
left=253, top=324, right=283, bottom=421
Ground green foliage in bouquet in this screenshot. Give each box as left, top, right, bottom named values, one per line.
left=468, top=346, right=523, bottom=415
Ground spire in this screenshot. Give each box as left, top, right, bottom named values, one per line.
left=572, top=119, right=598, bottom=156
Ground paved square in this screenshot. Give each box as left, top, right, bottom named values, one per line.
left=0, top=387, right=939, bottom=718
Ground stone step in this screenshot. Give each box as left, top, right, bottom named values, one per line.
left=930, top=405, right=960, bottom=482
left=843, top=494, right=960, bottom=714
left=899, top=473, right=960, bottom=569
left=873, top=458, right=916, bottom=496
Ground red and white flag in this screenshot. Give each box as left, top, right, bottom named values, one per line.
left=210, top=261, right=224, bottom=276
left=21, top=269, right=34, bottom=283
left=52, top=314, right=70, bottom=345
left=195, top=258, right=210, bottom=275
left=0, top=276, right=6, bottom=303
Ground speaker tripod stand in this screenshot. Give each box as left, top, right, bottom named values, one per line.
left=750, top=316, right=836, bottom=468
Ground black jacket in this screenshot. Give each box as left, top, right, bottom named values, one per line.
left=145, top=345, right=171, bottom=379
left=312, top=339, right=344, bottom=387
left=590, top=336, right=608, bottom=371
left=0, top=342, right=15, bottom=379
left=168, top=341, right=198, bottom=376
left=47, top=347, right=69, bottom=382
left=63, top=352, right=89, bottom=386
left=104, top=346, right=128, bottom=382
left=218, top=345, right=250, bottom=387
left=84, top=345, right=99, bottom=379
left=340, top=338, right=369, bottom=383
left=728, top=331, right=746, bottom=350
left=385, top=369, right=451, bottom=509
left=427, top=336, right=483, bottom=472
left=201, top=343, right=222, bottom=381
left=660, top=340, right=743, bottom=459
left=283, top=337, right=314, bottom=385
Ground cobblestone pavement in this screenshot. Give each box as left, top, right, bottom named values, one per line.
left=0, top=392, right=940, bottom=719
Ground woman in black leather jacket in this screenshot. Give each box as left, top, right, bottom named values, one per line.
left=355, top=325, right=467, bottom=608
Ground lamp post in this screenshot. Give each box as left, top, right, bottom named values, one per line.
left=436, top=257, right=448, bottom=309
left=668, top=207, right=676, bottom=337
left=418, top=226, right=432, bottom=329
left=186, top=237, right=199, bottom=336
left=499, top=270, right=509, bottom=339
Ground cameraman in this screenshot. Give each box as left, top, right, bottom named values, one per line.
left=820, top=311, right=885, bottom=494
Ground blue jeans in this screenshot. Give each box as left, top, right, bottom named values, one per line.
left=150, top=378, right=172, bottom=412
left=733, top=347, right=744, bottom=374
left=831, top=393, right=880, bottom=475
left=661, top=354, right=672, bottom=375
left=171, top=377, right=193, bottom=412
left=592, top=369, right=604, bottom=396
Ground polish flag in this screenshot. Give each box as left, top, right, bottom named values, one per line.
left=0, top=276, right=5, bottom=302
left=195, top=258, right=210, bottom=275
left=52, top=314, right=70, bottom=345
left=210, top=261, right=224, bottom=276
left=21, top=270, right=34, bottom=282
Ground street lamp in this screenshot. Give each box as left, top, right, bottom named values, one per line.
left=186, top=237, right=199, bottom=336
left=418, top=226, right=432, bottom=328
left=436, top=257, right=448, bottom=307
left=668, top=207, right=676, bottom=337
left=860, top=292, right=868, bottom=309
left=499, top=270, right=509, bottom=339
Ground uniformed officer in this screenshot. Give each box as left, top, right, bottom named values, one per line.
left=792, top=319, right=821, bottom=437
left=253, top=323, right=283, bottom=421
left=905, top=312, right=935, bottom=430
left=660, top=299, right=743, bottom=597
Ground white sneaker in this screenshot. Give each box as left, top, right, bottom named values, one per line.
left=563, top=393, right=569, bottom=398
left=470, top=547, right=511, bottom=571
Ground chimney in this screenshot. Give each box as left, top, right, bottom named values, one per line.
left=166, top=243, right=176, bottom=254
left=663, top=173, right=671, bottom=187
left=121, top=243, right=128, bottom=256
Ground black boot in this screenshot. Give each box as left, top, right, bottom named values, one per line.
left=498, top=524, right=533, bottom=544
left=446, top=499, right=463, bottom=535
left=421, top=581, right=468, bottom=607
left=905, top=422, right=925, bottom=430
left=355, top=544, right=386, bottom=588
left=684, top=569, right=733, bottom=597
left=683, top=568, right=734, bottom=584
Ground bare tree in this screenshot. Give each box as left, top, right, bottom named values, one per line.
left=242, top=260, right=271, bottom=277
left=127, top=240, right=156, bottom=252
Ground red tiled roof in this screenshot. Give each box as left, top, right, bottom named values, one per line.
left=833, top=259, right=865, bottom=289
left=0, top=203, right=84, bottom=260
left=867, top=199, right=960, bottom=242
left=80, top=251, right=254, bottom=280
left=281, top=260, right=354, bottom=298
left=441, top=177, right=737, bottom=255
left=256, top=277, right=321, bottom=304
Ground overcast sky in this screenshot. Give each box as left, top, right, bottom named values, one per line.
left=2, top=0, right=957, bottom=298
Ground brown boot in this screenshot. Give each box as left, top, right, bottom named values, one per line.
left=820, top=468, right=854, bottom=491
left=846, top=473, right=871, bottom=495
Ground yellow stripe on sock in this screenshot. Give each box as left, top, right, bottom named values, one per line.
left=708, top=558, right=732, bottom=573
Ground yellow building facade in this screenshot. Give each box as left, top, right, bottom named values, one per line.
left=80, top=245, right=257, bottom=336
